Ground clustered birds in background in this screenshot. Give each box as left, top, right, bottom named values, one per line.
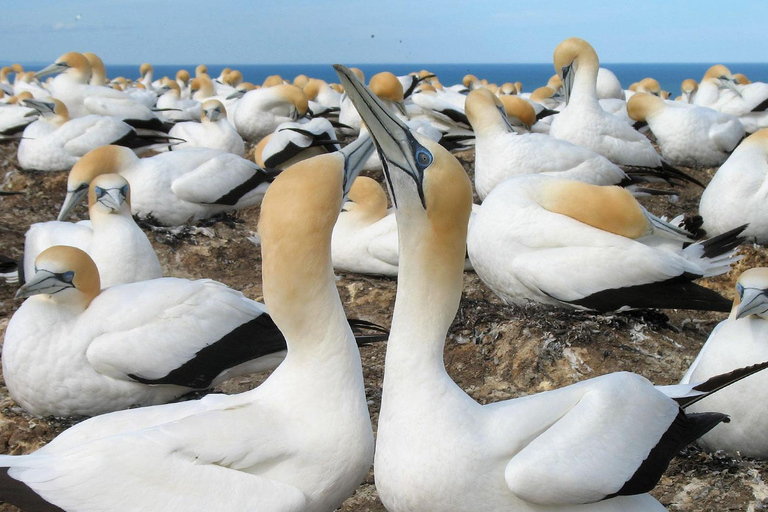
left=0, top=36, right=768, bottom=511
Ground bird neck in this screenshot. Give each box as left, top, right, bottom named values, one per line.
left=385, top=210, right=466, bottom=384
left=572, top=61, right=600, bottom=105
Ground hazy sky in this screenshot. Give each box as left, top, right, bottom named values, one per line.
left=3, top=0, right=767, bottom=65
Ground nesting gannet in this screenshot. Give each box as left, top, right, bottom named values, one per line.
left=596, top=67, right=625, bottom=100
left=17, top=98, right=173, bottom=171
left=679, top=79, right=699, bottom=104
left=58, top=145, right=278, bottom=226
left=694, top=65, right=768, bottom=133
left=699, top=128, right=768, bottom=242
left=35, top=52, right=168, bottom=131
left=466, top=88, right=628, bottom=200
left=169, top=100, right=245, bottom=156
left=467, top=174, right=744, bottom=311
left=23, top=174, right=162, bottom=289
left=254, top=117, right=340, bottom=169
left=0, top=92, right=37, bottom=140
left=0, top=120, right=377, bottom=509
left=680, top=268, right=768, bottom=458
left=627, top=92, right=745, bottom=168
left=232, top=84, right=309, bottom=141
left=83, top=52, right=107, bottom=86
left=154, top=77, right=201, bottom=122
left=336, top=62, right=767, bottom=512
left=332, top=176, right=398, bottom=276
left=549, top=38, right=701, bottom=187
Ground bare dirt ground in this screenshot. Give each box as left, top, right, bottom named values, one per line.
left=0, top=139, right=767, bottom=511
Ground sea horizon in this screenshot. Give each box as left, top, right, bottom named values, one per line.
left=6, top=61, right=768, bottom=96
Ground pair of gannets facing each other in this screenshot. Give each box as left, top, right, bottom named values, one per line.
left=232, top=83, right=309, bottom=142
left=467, top=173, right=744, bottom=312
left=681, top=268, right=768, bottom=458
left=0, top=127, right=377, bottom=511
left=58, top=145, right=278, bottom=226
left=699, top=128, right=768, bottom=243
left=335, top=63, right=768, bottom=512
left=16, top=98, right=173, bottom=171
left=694, top=65, right=768, bottom=132
left=627, top=92, right=745, bottom=168
left=23, top=174, right=161, bottom=289
left=465, top=87, right=629, bottom=200
left=168, top=99, right=246, bottom=156
left=549, top=38, right=702, bottom=187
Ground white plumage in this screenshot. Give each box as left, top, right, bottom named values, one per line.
left=169, top=99, right=245, bottom=156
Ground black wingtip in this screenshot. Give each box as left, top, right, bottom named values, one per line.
left=347, top=318, right=389, bottom=345
left=676, top=359, right=768, bottom=408
left=698, top=223, right=747, bottom=259
left=0, top=467, right=66, bottom=511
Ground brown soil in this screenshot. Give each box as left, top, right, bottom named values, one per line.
left=0, top=139, right=767, bottom=511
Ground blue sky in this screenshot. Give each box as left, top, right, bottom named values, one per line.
left=3, top=0, right=767, bottom=65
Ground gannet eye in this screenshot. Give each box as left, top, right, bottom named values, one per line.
left=416, top=148, right=432, bottom=168
left=120, top=185, right=129, bottom=198
left=60, top=271, right=75, bottom=284
left=94, top=186, right=105, bottom=198
left=737, top=283, right=745, bottom=298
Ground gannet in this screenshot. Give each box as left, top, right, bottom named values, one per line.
left=466, top=88, right=628, bottom=200
left=17, top=98, right=173, bottom=171
left=627, top=92, right=745, bottom=168
left=169, top=100, right=245, bottom=156
left=336, top=62, right=766, bottom=512
left=549, top=38, right=701, bottom=186
left=253, top=117, right=340, bottom=169
left=699, top=128, right=768, bottom=243
left=694, top=65, right=768, bottom=132
left=23, top=174, right=162, bottom=289
left=57, top=145, right=278, bottom=226
left=176, top=69, right=191, bottom=97
left=233, top=84, right=309, bottom=142
left=0, top=121, right=377, bottom=509
left=680, top=268, right=768, bottom=458
left=154, top=77, right=201, bottom=122
left=0, top=92, right=37, bottom=140
left=138, top=62, right=154, bottom=89
left=35, top=52, right=168, bottom=131
left=596, top=67, right=625, bottom=100
left=467, top=174, right=745, bottom=311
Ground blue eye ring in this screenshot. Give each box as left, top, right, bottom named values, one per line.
left=94, top=186, right=105, bottom=198
left=60, top=271, right=75, bottom=283
left=416, top=148, right=432, bottom=168
left=736, top=283, right=745, bottom=297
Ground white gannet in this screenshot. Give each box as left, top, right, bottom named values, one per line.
left=549, top=38, right=701, bottom=187
left=467, top=174, right=745, bottom=311
left=57, top=145, right=278, bottom=226
left=336, top=62, right=764, bottom=512
left=23, top=174, right=162, bottom=289
left=84, top=52, right=107, bottom=86
left=465, top=88, right=628, bottom=200
left=679, top=78, right=698, bottom=104
left=695, top=65, right=768, bottom=132
left=627, top=92, right=745, bottom=168
left=596, top=67, right=625, bottom=100
left=681, top=268, right=768, bottom=458
left=169, top=100, right=245, bottom=156
left=232, top=83, right=309, bottom=142
left=332, top=176, right=398, bottom=276
left=17, top=98, right=173, bottom=171
left=35, top=52, right=168, bottom=132
left=254, top=118, right=340, bottom=169
left=0, top=92, right=37, bottom=140
left=699, top=128, right=768, bottom=243
left=0, top=142, right=377, bottom=508
left=154, top=77, right=201, bottom=122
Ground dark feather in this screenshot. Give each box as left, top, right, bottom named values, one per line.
left=566, top=274, right=732, bottom=312
left=122, top=117, right=174, bottom=133
left=605, top=410, right=728, bottom=499
left=697, top=224, right=747, bottom=258
left=205, top=167, right=281, bottom=206
left=750, top=96, right=768, bottom=113
left=675, top=360, right=768, bottom=408
left=0, top=468, right=66, bottom=511
left=632, top=120, right=648, bottom=131
left=535, top=108, right=558, bottom=120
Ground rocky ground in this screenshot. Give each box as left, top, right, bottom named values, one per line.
left=0, top=139, right=767, bottom=511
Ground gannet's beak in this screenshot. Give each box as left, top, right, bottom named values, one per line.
left=497, top=104, right=517, bottom=133
left=58, top=183, right=89, bottom=221
left=15, top=269, right=75, bottom=299
left=35, top=61, right=68, bottom=80
left=226, top=89, right=246, bottom=100
left=735, top=286, right=768, bottom=320
left=156, top=84, right=171, bottom=95
left=339, top=132, right=375, bottom=200
left=204, top=104, right=222, bottom=122
left=561, top=63, right=574, bottom=106
left=94, top=184, right=128, bottom=213
left=23, top=99, right=56, bottom=115
left=719, top=77, right=743, bottom=98
left=334, top=64, right=431, bottom=208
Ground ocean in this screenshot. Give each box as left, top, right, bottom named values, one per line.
left=10, top=62, right=768, bottom=96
